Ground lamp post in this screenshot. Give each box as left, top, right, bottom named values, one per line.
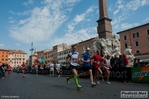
left=14, top=54, right=16, bottom=67
left=30, top=42, right=34, bottom=66
left=30, top=42, right=34, bottom=55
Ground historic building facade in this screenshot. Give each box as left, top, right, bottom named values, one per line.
left=117, top=23, right=149, bottom=59
left=8, top=50, right=27, bottom=67
left=0, top=49, right=9, bottom=66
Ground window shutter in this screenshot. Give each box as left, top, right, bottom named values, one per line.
left=133, top=33, right=135, bottom=38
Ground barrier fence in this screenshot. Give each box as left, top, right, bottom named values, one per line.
left=1, top=66, right=149, bottom=83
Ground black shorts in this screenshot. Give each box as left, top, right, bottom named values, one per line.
left=82, top=66, right=92, bottom=72
left=70, top=65, right=78, bottom=70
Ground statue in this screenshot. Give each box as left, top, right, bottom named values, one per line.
left=124, top=46, right=135, bottom=67
left=93, top=35, right=121, bottom=57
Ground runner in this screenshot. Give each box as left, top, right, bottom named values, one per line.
left=55, top=62, right=61, bottom=78
left=104, top=55, right=112, bottom=84
left=34, top=64, right=38, bottom=76
left=91, top=50, right=103, bottom=84
left=81, top=47, right=96, bottom=87
left=50, top=62, right=55, bottom=76
left=21, top=62, right=26, bottom=78
left=16, top=65, right=20, bottom=74
left=66, top=45, right=82, bottom=90
left=7, top=65, right=12, bottom=76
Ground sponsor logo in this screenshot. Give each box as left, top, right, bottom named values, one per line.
left=121, top=91, right=148, bottom=98
left=110, top=70, right=128, bottom=78
left=132, top=71, right=149, bottom=78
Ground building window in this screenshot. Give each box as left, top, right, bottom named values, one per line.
left=124, top=43, right=128, bottom=48
left=124, top=35, right=127, bottom=40
left=136, top=50, right=140, bottom=54
left=147, top=29, right=149, bottom=35
left=135, top=41, right=139, bottom=46
left=133, top=32, right=139, bottom=38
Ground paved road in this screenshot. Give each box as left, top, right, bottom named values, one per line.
left=0, top=72, right=148, bottom=99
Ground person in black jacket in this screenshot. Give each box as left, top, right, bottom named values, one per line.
left=113, top=55, right=120, bottom=68
left=0, top=64, right=5, bottom=79
left=119, top=55, right=125, bottom=68
left=110, top=56, right=114, bottom=68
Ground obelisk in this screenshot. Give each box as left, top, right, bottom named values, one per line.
left=97, top=0, right=112, bottom=39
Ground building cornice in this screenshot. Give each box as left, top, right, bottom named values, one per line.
left=117, top=23, right=149, bottom=34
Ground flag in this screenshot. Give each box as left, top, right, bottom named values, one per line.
left=26, top=63, right=28, bottom=67
left=41, top=57, right=45, bottom=63
left=38, top=58, right=42, bottom=63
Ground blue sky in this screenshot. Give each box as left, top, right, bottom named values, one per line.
left=0, top=0, right=149, bottom=59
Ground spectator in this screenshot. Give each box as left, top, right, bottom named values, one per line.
left=119, top=55, right=125, bottom=68
left=110, top=56, right=114, bottom=68
left=123, top=54, right=129, bottom=67
left=113, top=55, right=120, bottom=68
left=0, top=64, right=5, bottom=79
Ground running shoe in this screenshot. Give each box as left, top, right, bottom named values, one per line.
left=102, top=76, right=104, bottom=81
left=58, top=75, right=60, bottom=78
left=106, top=82, right=111, bottom=84
left=66, top=77, right=69, bottom=84
left=91, top=82, right=96, bottom=87
left=96, top=81, right=100, bottom=84
left=77, top=85, right=82, bottom=90
left=0, top=77, right=4, bottom=79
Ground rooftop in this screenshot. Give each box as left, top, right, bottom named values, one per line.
left=117, top=22, right=149, bottom=34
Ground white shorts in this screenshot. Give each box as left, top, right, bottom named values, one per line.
left=56, top=68, right=60, bottom=71
left=50, top=68, right=54, bottom=71
left=104, top=66, right=109, bottom=70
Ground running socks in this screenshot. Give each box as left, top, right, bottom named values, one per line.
left=74, top=76, right=82, bottom=89
left=74, top=76, right=80, bottom=87
left=66, top=75, right=73, bottom=84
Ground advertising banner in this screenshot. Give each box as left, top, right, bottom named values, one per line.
left=131, top=66, right=149, bottom=83
left=110, top=68, right=132, bottom=81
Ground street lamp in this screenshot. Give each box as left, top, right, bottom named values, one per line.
left=30, top=42, right=34, bottom=55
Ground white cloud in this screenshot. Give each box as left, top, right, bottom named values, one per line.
left=23, top=0, right=34, bottom=6
left=113, top=23, right=140, bottom=33
left=113, top=0, right=149, bottom=15
left=9, top=0, right=80, bottom=43
left=143, top=17, right=149, bottom=23
left=86, top=19, right=91, bottom=22
left=112, top=0, right=149, bottom=33
left=113, top=9, right=119, bottom=15
left=51, top=27, right=97, bottom=46
left=50, top=5, right=97, bottom=46
left=8, top=10, right=30, bottom=16
left=16, top=43, right=20, bottom=46
left=126, top=0, right=149, bottom=11
left=0, top=44, right=4, bottom=48
left=67, top=6, right=95, bottom=33
left=120, top=23, right=140, bottom=30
